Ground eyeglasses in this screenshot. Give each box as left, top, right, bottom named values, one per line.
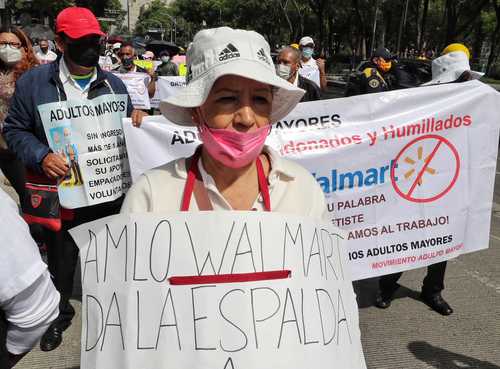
left=0, top=41, right=22, bottom=49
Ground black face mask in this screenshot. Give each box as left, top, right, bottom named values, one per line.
left=66, top=40, right=100, bottom=68
left=121, top=57, right=134, bottom=68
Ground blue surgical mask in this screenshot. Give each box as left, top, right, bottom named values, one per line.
left=302, top=47, right=314, bottom=59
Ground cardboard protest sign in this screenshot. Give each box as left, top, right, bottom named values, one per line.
left=70, top=212, right=366, bottom=369
left=113, top=72, right=151, bottom=110
left=98, top=56, right=113, bottom=71
left=38, top=94, right=130, bottom=209
left=123, top=81, right=500, bottom=279
left=151, top=76, right=186, bottom=108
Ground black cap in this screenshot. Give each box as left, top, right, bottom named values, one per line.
left=372, top=47, right=393, bottom=60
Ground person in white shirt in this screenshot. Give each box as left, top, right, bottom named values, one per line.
left=121, top=26, right=326, bottom=219
left=0, top=188, right=59, bottom=368
left=34, top=38, right=57, bottom=64
left=298, top=36, right=327, bottom=91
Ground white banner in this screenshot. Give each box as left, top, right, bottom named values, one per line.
left=38, top=94, right=130, bottom=209
left=151, top=76, right=186, bottom=109
left=70, top=212, right=366, bottom=369
left=113, top=72, right=151, bottom=110
left=122, top=81, right=500, bottom=279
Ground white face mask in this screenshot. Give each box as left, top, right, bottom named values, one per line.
left=276, top=63, right=292, bottom=80
left=0, top=45, right=22, bottom=66
left=161, top=55, right=170, bottom=63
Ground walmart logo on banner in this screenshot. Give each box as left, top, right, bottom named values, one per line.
left=313, top=161, right=398, bottom=194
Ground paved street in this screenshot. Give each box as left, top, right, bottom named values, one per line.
left=3, top=139, right=500, bottom=369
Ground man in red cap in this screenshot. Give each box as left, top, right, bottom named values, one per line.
left=4, top=7, right=146, bottom=352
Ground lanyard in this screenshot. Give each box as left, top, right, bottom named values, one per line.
left=181, top=150, right=271, bottom=212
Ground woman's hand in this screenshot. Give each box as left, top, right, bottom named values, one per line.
left=131, top=109, right=149, bottom=127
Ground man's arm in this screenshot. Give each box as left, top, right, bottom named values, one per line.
left=0, top=189, right=60, bottom=367
left=317, top=58, right=328, bottom=91
left=4, top=272, right=59, bottom=368
left=172, top=63, right=179, bottom=77
left=3, top=78, right=51, bottom=173
left=145, top=68, right=156, bottom=98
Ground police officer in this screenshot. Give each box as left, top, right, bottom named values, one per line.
left=360, top=47, right=398, bottom=94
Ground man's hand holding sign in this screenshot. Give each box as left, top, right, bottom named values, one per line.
left=42, top=152, right=69, bottom=179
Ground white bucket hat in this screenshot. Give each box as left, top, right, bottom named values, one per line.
left=159, top=27, right=305, bottom=126
left=423, top=51, right=484, bottom=86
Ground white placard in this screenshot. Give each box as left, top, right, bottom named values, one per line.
left=150, top=76, right=186, bottom=109
left=38, top=94, right=130, bottom=208
left=123, top=81, right=500, bottom=279
left=113, top=72, right=151, bottom=110
left=70, top=212, right=367, bottom=369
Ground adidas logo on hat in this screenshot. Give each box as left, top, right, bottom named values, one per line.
left=219, top=43, right=240, bottom=61
left=257, top=48, right=271, bottom=65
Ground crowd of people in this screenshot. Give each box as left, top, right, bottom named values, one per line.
left=0, top=5, right=485, bottom=368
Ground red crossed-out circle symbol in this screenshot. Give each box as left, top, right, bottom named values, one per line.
left=390, top=134, right=460, bottom=203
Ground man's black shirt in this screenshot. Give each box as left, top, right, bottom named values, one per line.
left=298, top=75, right=321, bottom=102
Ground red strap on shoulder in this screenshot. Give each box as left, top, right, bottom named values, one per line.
left=181, top=150, right=271, bottom=212
left=256, top=157, right=271, bottom=212
left=181, top=152, right=200, bottom=211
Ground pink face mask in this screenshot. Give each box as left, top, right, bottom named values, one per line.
left=198, top=123, right=270, bottom=168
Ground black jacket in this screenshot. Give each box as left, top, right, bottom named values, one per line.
left=298, top=75, right=321, bottom=102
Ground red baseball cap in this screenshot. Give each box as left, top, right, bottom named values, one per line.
left=56, top=7, right=105, bottom=39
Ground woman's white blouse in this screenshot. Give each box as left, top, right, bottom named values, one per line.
left=121, top=147, right=327, bottom=220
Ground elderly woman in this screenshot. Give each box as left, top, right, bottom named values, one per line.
left=0, top=26, right=38, bottom=202
left=121, top=27, right=325, bottom=218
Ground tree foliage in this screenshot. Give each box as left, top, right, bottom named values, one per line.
left=9, top=0, right=498, bottom=76
left=135, top=0, right=177, bottom=37
left=165, top=0, right=499, bottom=75
left=5, top=0, right=124, bottom=30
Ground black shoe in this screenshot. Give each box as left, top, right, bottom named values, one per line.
left=40, top=325, right=63, bottom=352
left=421, top=292, right=454, bottom=316
left=374, top=285, right=400, bottom=309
